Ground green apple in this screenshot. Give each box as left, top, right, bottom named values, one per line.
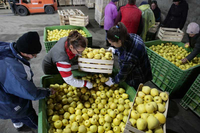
left=138, top=91, right=145, bottom=98
left=145, top=103, right=155, bottom=113
left=78, top=125, right=87, bottom=133
left=98, top=126, right=105, bottom=133
left=144, top=95, right=153, bottom=103
left=157, top=103, right=166, bottom=113
left=113, top=118, right=121, bottom=126
left=154, top=96, right=162, bottom=103
left=147, top=115, right=159, bottom=130
left=136, top=118, right=147, bottom=131
left=160, top=92, right=169, bottom=101
left=131, top=110, right=140, bottom=120
left=129, top=118, right=136, bottom=127
left=150, top=88, right=159, bottom=97
left=104, top=115, right=112, bottom=123
left=54, top=120, right=62, bottom=129
left=103, top=122, right=111, bottom=131
left=154, top=126, right=164, bottom=133
left=136, top=104, right=146, bottom=114
left=135, top=97, right=144, bottom=105
left=142, top=86, right=151, bottom=94
left=154, top=113, right=166, bottom=124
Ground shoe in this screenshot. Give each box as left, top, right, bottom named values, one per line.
left=13, top=122, right=24, bottom=131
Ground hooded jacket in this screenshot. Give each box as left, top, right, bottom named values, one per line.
left=0, top=42, right=50, bottom=119
left=163, top=0, right=188, bottom=30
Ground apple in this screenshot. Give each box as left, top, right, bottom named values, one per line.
left=95, top=98, right=101, bottom=104
left=100, top=108, right=107, bottom=115
left=105, top=115, right=112, bottom=123
left=104, top=122, right=111, bottom=131
left=113, top=126, right=120, bottom=133
left=68, top=107, right=75, bottom=114
left=54, top=120, right=62, bottom=129
left=135, top=97, right=144, bottom=105
left=110, top=103, right=117, bottom=109
left=146, top=129, right=153, bottom=133
left=136, top=118, right=147, bottom=131
left=142, top=86, right=151, bottom=94
left=154, top=113, right=166, bottom=124
left=91, top=103, right=97, bottom=109
left=82, top=113, right=89, bottom=120
left=124, top=104, right=130, bottom=109
left=98, top=126, right=105, bottom=133
left=100, top=92, right=106, bottom=99
left=157, top=103, right=166, bottom=113
left=94, top=108, right=99, bottom=114
left=104, top=104, right=109, bottom=109
left=69, top=114, right=76, bottom=122
left=90, top=118, right=97, bottom=125
left=154, top=126, right=164, bottom=133
left=144, top=95, right=153, bottom=103
left=147, top=115, right=159, bottom=130
left=118, top=98, right=125, bottom=104
left=141, top=113, right=149, bottom=121
left=71, top=122, right=79, bottom=132
left=75, top=109, right=82, bottom=116
left=113, top=118, right=121, bottom=126
left=62, top=119, right=68, bottom=126
left=63, top=128, right=71, bottom=133
left=87, top=52, right=94, bottom=59
left=56, top=129, right=62, bottom=133
left=82, top=108, right=87, bottom=113
left=118, top=104, right=125, bottom=112
left=78, top=125, right=87, bottom=133
left=75, top=115, right=83, bottom=123
left=154, top=96, right=162, bottom=103
left=131, top=110, right=140, bottom=120
left=98, top=103, right=104, bottom=109
left=84, top=120, right=91, bottom=127
left=52, top=115, right=60, bottom=121
left=116, top=113, right=123, bottom=120
left=109, top=110, right=116, bottom=118
left=129, top=118, right=136, bottom=127
left=136, top=104, right=146, bottom=114
left=123, top=109, right=129, bottom=116
left=150, top=88, right=159, bottom=97
left=47, top=109, right=54, bottom=116
left=150, top=102, right=158, bottom=111
left=89, top=98, right=94, bottom=104
left=122, top=93, right=129, bottom=99
left=88, top=109, right=94, bottom=117
left=123, top=116, right=128, bottom=123
left=145, top=103, right=155, bottom=113
left=99, top=48, right=106, bottom=54
left=77, top=103, right=84, bottom=109
left=138, top=91, right=145, bottom=98
left=160, top=92, right=169, bottom=101
left=106, top=91, right=112, bottom=97
left=114, top=109, right=119, bottom=114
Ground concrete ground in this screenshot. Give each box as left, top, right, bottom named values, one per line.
left=0, top=6, right=200, bottom=133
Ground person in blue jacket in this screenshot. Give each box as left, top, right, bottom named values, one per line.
left=0, top=32, right=54, bottom=130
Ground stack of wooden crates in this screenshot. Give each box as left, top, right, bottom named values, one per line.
left=58, top=9, right=89, bottom=27
left=85, top=0, right=95, bottom=9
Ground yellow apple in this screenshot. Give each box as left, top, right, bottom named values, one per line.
left=150, top=88, right=159, bottom=97
left=145, top=103, right=155, bottom=113
left=142, top=86, right=151, bottom=94
left=147, top=115, right=159, bottom=130
left=136, top=104, right=146, bottom=114
left=154, top=113, right=166, bottom=124
left=138, top=91, right=146, bottom=98
left=136, top=118, right=147, bottom=131
left=157, top=103, right=166, bottom=113
left=159, top=92, right=169, bottom=101
left=54, top=120, right=62, bottom=129
left=135, top=97, right=144, bottom=105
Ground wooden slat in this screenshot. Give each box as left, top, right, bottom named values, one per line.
left=78, top=58, right=114, bottom=64
left=79, top=67, right=112, bottom=73
left=79, top=63, right=113, bottom=69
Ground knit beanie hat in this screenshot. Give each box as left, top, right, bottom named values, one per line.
left=16, top=32, right=42, bottom=54
left=186, top=22, right=200, bottom=34
left=173, top=0, right=181, bottom=2
left=112, top=0, right=119, bottom=2
left=140, top=1, right=148, bottom=6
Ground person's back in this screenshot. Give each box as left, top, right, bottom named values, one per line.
left=139, top=3, right=155, bottom=41
left=120, top=4, right=142, bottom=33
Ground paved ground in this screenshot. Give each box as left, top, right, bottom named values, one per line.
left=0, top=5, right=200, bottom=133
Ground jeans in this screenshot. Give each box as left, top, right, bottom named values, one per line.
left=11, top=109, right=38, bottom=129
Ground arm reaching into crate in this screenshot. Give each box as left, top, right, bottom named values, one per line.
left=56, top=62, right=93, bottom=89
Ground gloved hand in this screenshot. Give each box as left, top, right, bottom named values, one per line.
left=86, top=81, right=93, bottom=89
left=108, top=47, right=115, bottom=54
left=105, top=77, right=115, bottom=87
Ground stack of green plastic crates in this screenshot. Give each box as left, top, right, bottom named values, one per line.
left=145, top=40, right=200, bottom=95
left=180, top=74, right=200, bottom=117
left=38, top=73, right=137, bottom=133
left=43, top=25, right=92, bottom=53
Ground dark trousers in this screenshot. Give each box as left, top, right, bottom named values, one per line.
left=11, top=107, right=38, bottom=129
left=105, top=30, right=111, bottom=47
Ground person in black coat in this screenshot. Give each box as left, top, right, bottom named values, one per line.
left=162, top=0, right=188, bottom=30
left=150, top=0, right=161, bottom=22
left=182, top=22, right=200, bottom=64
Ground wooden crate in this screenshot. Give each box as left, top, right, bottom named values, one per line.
left=78, top=50, right=114, bottom=74
left=58, top=10, right=69, bottom=25
left=85, top=3, right=95, bottom=9
left=157, top=27, right=184, bottom=42
left=69, top=9, right=89, bottom=27
left=148, top=22, right=160, bottom=33
left=124, top=84, right=169, bottom=133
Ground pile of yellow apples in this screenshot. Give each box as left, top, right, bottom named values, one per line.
left=130, top=86, right=169, bottom=133
left=47, top=74, right=132, bottom=133
left=81, top=48, right=113, bottom=60
left=149, top=43, right=200, bottom=70
left=47, top=29, right=87, bottom=42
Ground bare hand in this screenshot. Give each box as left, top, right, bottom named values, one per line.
left=50, top=88, right=56, bottom=95
left=181, top=58, right=188, bottom=64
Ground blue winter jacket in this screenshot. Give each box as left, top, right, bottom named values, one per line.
left=0, top=42, right=50, bottom=119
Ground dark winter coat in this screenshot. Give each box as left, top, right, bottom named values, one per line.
left=152, top=6, right=161, bottom=22
left=163, top=0, right=188, bottom=30
left=187, top=33, right=200, bottom=61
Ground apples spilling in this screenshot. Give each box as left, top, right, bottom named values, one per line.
left=47, top=74, right=132, bottom=133
left=81, top=48, right=113, bottom=60
left=149, top=43, right=200, bottom=70
left=47, top=29, right=87, bottom=42
left=130, top=86, right=169, bottom=133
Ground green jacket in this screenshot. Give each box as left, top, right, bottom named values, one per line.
left=139, top=4, right=155, bottom=41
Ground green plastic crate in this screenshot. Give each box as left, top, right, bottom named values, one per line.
left=38, top=74, right=137, bottom=133
left=180, top=74, right=200, bottom=111
left=145, top=40, right=200, bottom=95
left=43, top=25, right=93, bottom=53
